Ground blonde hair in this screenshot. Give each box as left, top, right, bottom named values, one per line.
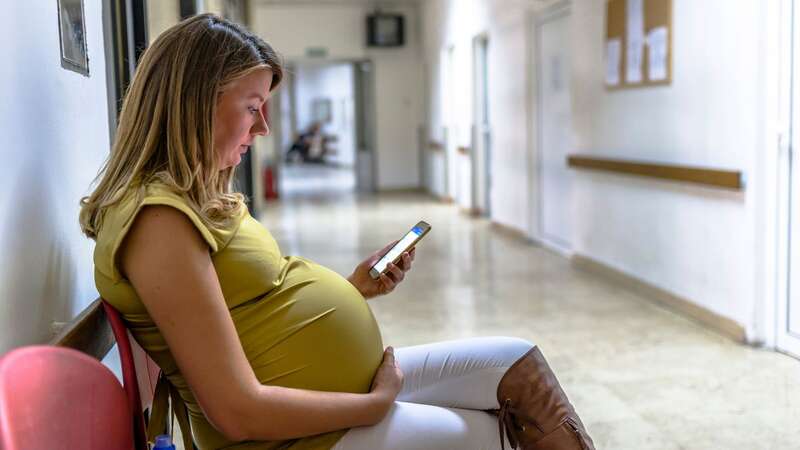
left=79, top=14, right=283, bottom=239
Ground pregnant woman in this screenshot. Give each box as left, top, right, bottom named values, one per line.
left=79, top=14, right=594, bottom=450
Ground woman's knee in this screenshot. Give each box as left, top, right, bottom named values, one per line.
left=480, top=336, right=535, bottom=365
left=495, top=336, right=535, bottom=351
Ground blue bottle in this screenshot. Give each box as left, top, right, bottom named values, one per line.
left=152, top=434, right=176, bottom=450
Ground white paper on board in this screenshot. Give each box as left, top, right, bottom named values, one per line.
left=625, top=0, right=644, bottom=83
left=606, top=38, right=621, bottom=86
left=626, top=42, right=643, bottom=83
left=646, top=26, right=668, bottom=81
left=627, top=0, right=644, bottom=38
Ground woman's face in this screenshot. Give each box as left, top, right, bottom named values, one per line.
left=213, top=68, right=273, bottom=170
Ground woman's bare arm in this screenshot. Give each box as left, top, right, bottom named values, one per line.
left=119, top=205, right=402, bottom=441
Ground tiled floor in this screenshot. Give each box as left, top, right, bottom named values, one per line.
left=264, top=164, right=800, bottom=450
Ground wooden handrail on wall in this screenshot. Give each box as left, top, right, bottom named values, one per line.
left=50, top=298, right=114, bottom=361
left=428, top=141, right=444, bottom=152
left=567, top=155, right=745, bottom=190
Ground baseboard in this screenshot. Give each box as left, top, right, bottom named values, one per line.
left=534, top=237, right=573, bottom=258
left=490, top=221, right=529, bottom=242
left=571, top=254, right=747, bottom=343
left=460, top=207, right=483, bottom=217
left=377, top=187, right=426, bottom=194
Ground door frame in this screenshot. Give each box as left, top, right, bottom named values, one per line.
left=442, top=45, right=457, bottom=202
left=778, top=0, right=800, bottom=356
left=531, top=0, right=573, bottom=255
left=472, top=33, right=491, bottom=217
left=353, top=59, right=378, bottom=192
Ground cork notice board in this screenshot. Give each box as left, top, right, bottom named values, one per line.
left=605, top=0, right=672, bottom=89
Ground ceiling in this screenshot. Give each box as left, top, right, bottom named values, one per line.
left=253, top=0, right=422, bottom=5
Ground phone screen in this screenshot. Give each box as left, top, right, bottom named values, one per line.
left=372, top=225, right=425, bottom=276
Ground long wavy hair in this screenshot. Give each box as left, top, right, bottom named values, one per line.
left=79, top=13, right=283, bottom=239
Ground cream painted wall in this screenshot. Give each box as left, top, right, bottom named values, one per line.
left=249, top=2, right=424, bottom=189
left=147, top=0, right=181, bottom=43
left=570, top=0, right=779, bottom=342
left=0, top=3, right=111, bottom=352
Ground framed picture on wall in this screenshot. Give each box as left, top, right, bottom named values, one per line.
left=57, top=0, right=89, bottom=76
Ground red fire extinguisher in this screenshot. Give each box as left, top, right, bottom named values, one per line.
left=263, top=165, right=278, bottom=200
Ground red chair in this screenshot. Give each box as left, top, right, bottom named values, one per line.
left=102, top=300, right=162, bottom=450
left=0, top=346, right=134, bottom=450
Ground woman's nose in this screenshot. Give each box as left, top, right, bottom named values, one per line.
left=253, top=108, right=269, bottom=136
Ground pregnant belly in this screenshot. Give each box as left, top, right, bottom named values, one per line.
left=231, top=257, right=384, bottom=394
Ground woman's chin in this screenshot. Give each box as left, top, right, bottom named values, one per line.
left=226, top=154, right=242, bottom=169
left=218, top=149, right=246, bottom=170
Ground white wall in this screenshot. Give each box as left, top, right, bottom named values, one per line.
left=420, top=0, right=779, bottom=342
left=250, top=2, right=424, bottom=189
left=421, top=0, right=545, bottom=231
left=570, top=0, right=776, bottom=341
left=295, top=63, right=357, bottom=167
left=0, top=3, right=111, bottom=352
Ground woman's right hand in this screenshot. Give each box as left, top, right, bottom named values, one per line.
left=369, top=346, right=404, bottom=417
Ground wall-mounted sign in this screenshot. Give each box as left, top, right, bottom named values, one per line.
left=57, top=0, right=89, bottom=76
left=305, top=47, right=329, bottom=58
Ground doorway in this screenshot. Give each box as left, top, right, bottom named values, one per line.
left=534, top=3, right=573, bottom=253
left=277, top=61, right=374, bottom=199
left=104, top=0, right=148, bottom=131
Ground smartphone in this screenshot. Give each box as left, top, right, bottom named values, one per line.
left=369, top=221, right=431, bottom=279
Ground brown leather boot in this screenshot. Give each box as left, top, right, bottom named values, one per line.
left=496, top=347, right=595, bottom=450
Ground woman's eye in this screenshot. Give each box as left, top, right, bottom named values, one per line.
left=248, top=107, right=259, bottom=114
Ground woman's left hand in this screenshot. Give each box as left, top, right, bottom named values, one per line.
left=348, top=241, right=416, bottom=300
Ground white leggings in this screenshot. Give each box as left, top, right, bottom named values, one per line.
left=332, top=336, right=536, bottom=450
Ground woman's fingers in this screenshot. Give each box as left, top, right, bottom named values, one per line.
left=379, top=273, right=396, bottom=292
left=374, top=248, right=416, bottom=295
left=401, top=252, right=412, bottom=271
left=387, top=262, right=404, bottom=282
left=370, top=346, right=403, bottom=399
left=383, top=346, right=395, bottom=366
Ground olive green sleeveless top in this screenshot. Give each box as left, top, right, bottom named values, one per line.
left=93, top=183, right=384, bottom=449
